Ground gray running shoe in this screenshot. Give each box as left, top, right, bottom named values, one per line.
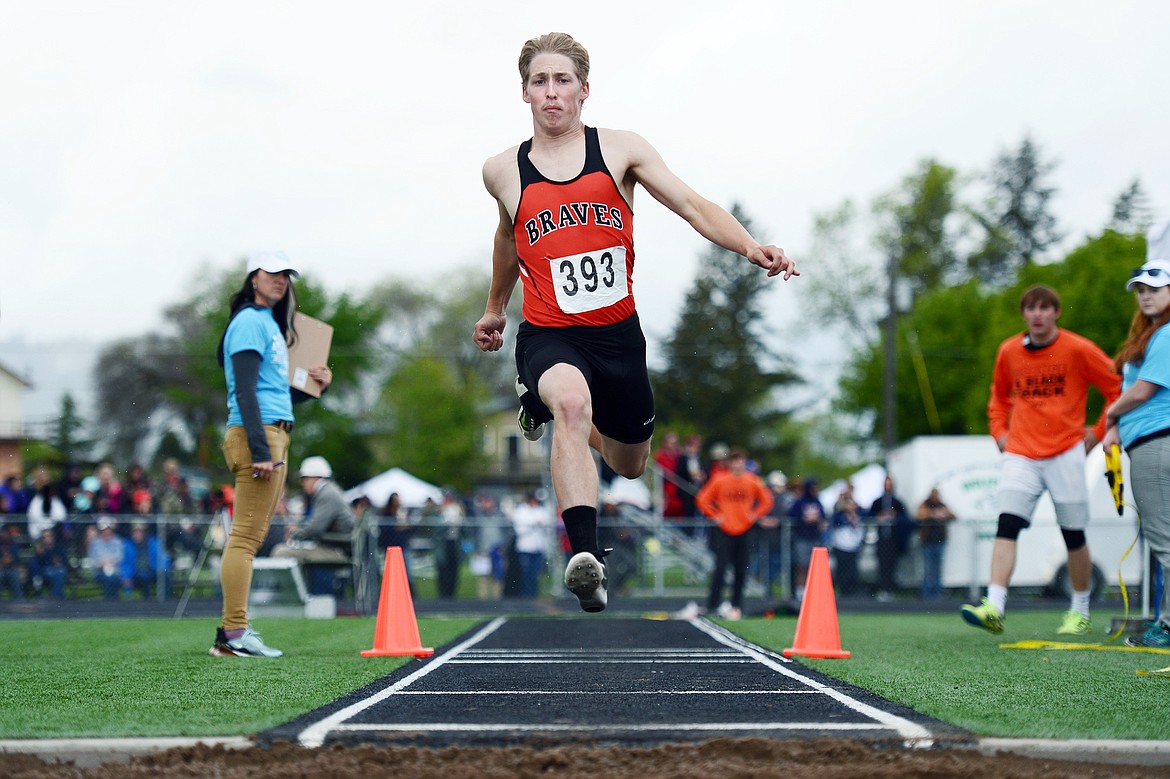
left=224, top=626, right=283, bottom=658
left=564, top=551, right=607, bottom=613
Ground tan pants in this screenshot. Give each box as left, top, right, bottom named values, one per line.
left=220, top=425, right=289, bottom=630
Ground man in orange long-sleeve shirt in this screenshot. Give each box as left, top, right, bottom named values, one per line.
left=962, top=285, right=1121, bottom=636
left=696, top=447, right=773, bottom=620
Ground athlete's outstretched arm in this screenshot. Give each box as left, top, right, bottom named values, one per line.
left=621, top=130, right=798, bottom=279
left=474, top=199, right=520, bottom=353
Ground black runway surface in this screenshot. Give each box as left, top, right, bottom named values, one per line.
left=264, top=616, right=972, bottom=750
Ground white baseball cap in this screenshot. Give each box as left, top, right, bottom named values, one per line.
left=298, top=456, right=332, bottom=479
left=1126, top=259, right=1170, bottom=291
left=247, top=249, right=299, bottom=277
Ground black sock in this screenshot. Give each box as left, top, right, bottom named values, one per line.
left=561, top=505, right=598, bottom=554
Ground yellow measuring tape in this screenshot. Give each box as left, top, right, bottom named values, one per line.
left=1104, top=444, right=1138, bottom=644
left=999, top=640, right=1170, bottom=655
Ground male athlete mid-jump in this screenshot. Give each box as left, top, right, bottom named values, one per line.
left=473, top=32, right=798, bottom=612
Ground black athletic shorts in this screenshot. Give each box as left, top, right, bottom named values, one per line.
left=515, top=313, right=655, bottom=445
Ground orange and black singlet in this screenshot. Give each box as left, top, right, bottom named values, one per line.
left=514, top=126, right=636, bottom=328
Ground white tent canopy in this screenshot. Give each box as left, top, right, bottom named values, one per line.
left=344, top=467, right=443, bottom=509
left=819, top=462, right=888, bottom=513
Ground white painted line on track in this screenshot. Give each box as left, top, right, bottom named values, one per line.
left=332, top=722, right=891, bottom=735
left=389, top=689, right=821, bottom=696
left=297, top=617, right=508, bottom=748
left=446, top=655, right=748, bottom=659
left=689, top=618, right=935, bottom=748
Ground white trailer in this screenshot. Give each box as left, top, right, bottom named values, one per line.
left=885, top=435, right=1142, bottom=599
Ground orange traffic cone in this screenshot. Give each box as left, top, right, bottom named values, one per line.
left=782, top=546, right=851, bottom=659
left=361, top=546, right=434, bottom=658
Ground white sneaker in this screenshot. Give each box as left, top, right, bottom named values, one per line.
left=225, top=626, right=283, bottom=658
left=674, top=601, right=703, bottom=620
left=716, top=601, right=734, bottom=618
left=564, top=551, right=607, bottom=613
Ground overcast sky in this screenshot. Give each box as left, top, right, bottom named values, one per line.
left=3, top=0, right=1169, bottom=421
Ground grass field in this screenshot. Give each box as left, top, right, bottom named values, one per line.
left=1, top=611, right=1166, bottom=741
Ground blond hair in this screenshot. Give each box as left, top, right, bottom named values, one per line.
left=518, top=32, right=590, bottom=85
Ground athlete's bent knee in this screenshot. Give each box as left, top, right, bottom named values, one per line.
left=608, top=453, right=648, bottom=480
left=996, top=513, right=1029, bottom=541
left=1060, top=528, right=1087, bottom=551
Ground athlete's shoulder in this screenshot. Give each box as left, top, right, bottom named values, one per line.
left=483, top=144, right=524, bottom=202
left=483, top=144, right=521, bottom=181
left=596, top=127, right=654, bottom=156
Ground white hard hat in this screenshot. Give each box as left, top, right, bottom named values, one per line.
left=298, top=456, right=332, bottom=479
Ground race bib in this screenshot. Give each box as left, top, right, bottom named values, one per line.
left=549, top=246, right=628, bottom=314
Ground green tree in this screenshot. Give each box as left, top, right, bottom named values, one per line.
left=803, top=200, right=884, bottom=346
left=874, top=159, right=962, bottom=301
left=968, top=135, right=1062, bottom=284
left=652, top=205, right=800, bottom=461
left=1108, top=178, right=1152, bottom=235
left=373, top=353, right=487, bottom=492
left=51, top=393, right=91, bottom=463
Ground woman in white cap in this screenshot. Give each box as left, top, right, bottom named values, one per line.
left=1102, top=255, right=1170, bottom=649
left=210, top=250, right=333, bottom=658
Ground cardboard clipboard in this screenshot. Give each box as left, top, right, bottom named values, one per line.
left=287, top=312, right=333, bottom=397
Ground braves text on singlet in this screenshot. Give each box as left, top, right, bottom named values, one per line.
left=513, top=126, right=637, bottom=328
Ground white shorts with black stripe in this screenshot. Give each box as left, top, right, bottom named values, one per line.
left=997, top=443, right=1090, bottom=530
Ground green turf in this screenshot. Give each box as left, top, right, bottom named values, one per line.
left=0, top=617, right=479, bottom=739
left=723, top=610, right=1170, bottom=740
left=0, top=611, right=1166, bottom=741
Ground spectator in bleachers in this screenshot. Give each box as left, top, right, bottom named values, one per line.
left=435, top=492, right=466, bottom=599
left=27, top=482, right=67, bottom=540
left=376, top=492, right=415, bottom=586
left=154, top=458, right=190, bottom=515
left=510, top=491, right=554, bottom=598
left=788, top=478, right=827, bottom=603
left=828, top=493, right=866, bottom=597
left=869, top=475, right=912, bottom=602
left=654, top=432, right=684, bottom=521
left=470, top=492, right=505, bottom=601
left=916, top=487, right=956, bottom=600
left=125, top=463, right=151, bottom=501
left=29, top=528, right=69, bottom=599
left=167, top=517, right=205, bottom=573
left=707, top=442, right=731, bottom=481
left=674, top=435, right=706, bottom=534
left=121, top=522, right=170, bottom=599
left=87, top=517, right=124, bottom=599
left=273, top=457, right=353, bottom=596
left=1, top=475, right=31, bottom=514
left=273, top=457, right=353, bottom=563
left=57, top=464, right=83, bottom=515
left=0, top=524, right=25, bottom=600
left=72, top=476, right=100, bottom=514
left=95, top=463, right=126, bottom=514
left=753, top=470, right=791, bottom=601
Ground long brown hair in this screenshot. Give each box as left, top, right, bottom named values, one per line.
left=1114, top=306, right=1170, bottom=371
left=216, top=271, right=299, bottom=367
